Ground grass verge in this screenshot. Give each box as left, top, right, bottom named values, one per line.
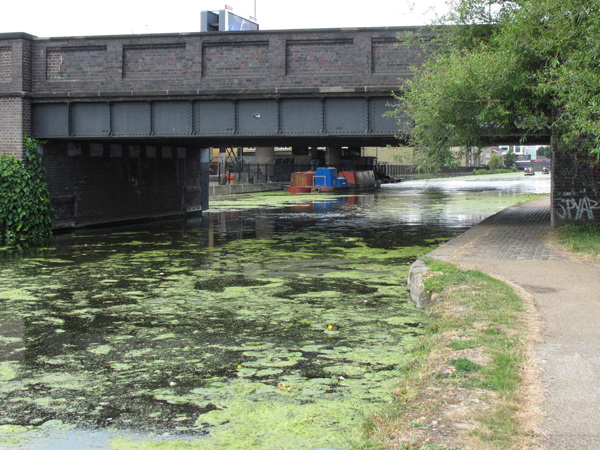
left=554, top=223, right=600, bottom=258
left=364, top=258, right=534, bottom=449
left=472, top=168, right=519, bottom=175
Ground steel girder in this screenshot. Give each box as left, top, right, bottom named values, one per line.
left=31, top=96, right=402, bottom=144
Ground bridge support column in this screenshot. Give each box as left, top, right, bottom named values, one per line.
left=200, top=147, right=210, bottom=210
left=326, top=147, right=342, bottom=167
left=255, top=147, right=275, bottom=182
left=255, top=147, right=274, bottom=164
left=0, top=34, right=33, bottom=159
left=292, top=146, right=311, bottom=168
left=551, top=145, right=600, bottom=227
left=346, top=146, right=362, bottom=158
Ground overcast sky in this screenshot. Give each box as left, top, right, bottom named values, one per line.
left=2, top=0, right=450, bottom=38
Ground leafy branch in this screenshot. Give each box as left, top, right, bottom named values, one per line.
left=0, top=135, right=53, bottom=245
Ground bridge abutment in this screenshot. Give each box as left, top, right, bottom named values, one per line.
left=43, top=142, right=208, bottom=229
left=551, top=148, right=600, bottom=227
left=0, top=33, right=33, bottom=159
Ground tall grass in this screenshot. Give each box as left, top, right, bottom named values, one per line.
left=555, top=223, right=600, bottom=257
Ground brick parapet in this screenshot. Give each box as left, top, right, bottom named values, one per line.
left=12, top=27, right=423, bottom=100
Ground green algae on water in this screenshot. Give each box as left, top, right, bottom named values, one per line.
left=0, top=230, right=426, bottom=446
left=0, top=182, right=547, bottom=447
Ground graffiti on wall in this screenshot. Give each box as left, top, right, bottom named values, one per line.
left=556, top=195, right=600, bottom=220
left=553, top=150, right=600, bottom=222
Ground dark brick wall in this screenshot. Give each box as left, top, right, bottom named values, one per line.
left=43, top=142, right=208, bottom=228
left=0, top=46, right=12, bottom=79
left=202, top=41, right=269, bottom=79
left=2, top=28, right=425, bottom=157
left=0, top=97, right=26, bottom=158
left=26, top=28, right=422, bottom=95
left=551, top=149, right=600, bottom=227
left=0, top=34, right=33, bottom=158
left=46, top=45, right=109, bottom=81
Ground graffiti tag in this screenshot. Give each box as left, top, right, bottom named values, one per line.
left=556, top=196, right=600, bottom=220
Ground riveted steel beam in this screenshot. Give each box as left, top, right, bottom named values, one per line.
left=32, top=95, right=401, bottom=144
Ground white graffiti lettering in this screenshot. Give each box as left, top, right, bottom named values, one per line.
left=556, top=196, right=599, bottom=220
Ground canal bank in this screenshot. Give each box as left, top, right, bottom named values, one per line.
left=420, top=196, right=600, bottom=449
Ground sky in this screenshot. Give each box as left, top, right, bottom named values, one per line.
left=1, top=0, right=450, bottom=38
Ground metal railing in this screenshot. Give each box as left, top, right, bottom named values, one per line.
left=376, top=164, right=479, bottom=181
left=215, top=161, right=311, bottom=185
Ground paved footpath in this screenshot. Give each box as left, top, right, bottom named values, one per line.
left=428, top=196, right=600, bottom=449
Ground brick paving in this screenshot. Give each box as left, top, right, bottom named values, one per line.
left=462, top=201, right=564, bottom=261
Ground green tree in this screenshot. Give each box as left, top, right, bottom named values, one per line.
left=537, top=146, right=552, bottom=158
left=504, top=149, right=516, bottom=168
left=489, top=153, right=501, bottom=170
left=395, top=0, right=600, bottom=166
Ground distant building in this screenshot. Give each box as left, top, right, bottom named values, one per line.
left=461, top=146, right=503, bottom=166
left=499, top=145, right=540, bottom=161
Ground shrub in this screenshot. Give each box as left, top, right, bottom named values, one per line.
left=0, top=136, right=53, bottom=244
left=489, top=154, right=501, bottom=170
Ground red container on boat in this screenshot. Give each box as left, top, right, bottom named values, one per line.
left=339, top=171, right=357, bottom=185
left=288, top=171, right=316, bottom=193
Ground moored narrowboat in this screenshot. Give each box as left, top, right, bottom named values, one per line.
left=288, top=167, right=380, bottom=193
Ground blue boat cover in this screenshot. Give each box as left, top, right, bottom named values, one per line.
left=314, top=167, right=337, bottom=188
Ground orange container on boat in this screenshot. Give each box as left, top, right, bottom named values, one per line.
left=288, top=171, right=316, bottom=193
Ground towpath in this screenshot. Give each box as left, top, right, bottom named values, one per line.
left=428, top=196, right=600, bottom=449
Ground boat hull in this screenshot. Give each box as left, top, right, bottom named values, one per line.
left=288, top=168, right=380, bottom=194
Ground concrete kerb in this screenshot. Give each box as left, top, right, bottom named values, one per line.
left=406, top=201, right=519, bottom=308
left=407, top=259, right=434, bottom=308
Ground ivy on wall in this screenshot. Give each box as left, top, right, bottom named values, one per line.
left=0, top=135, right=53, bottom=244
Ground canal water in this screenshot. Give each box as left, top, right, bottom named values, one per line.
left=0, top=173, right=549, bottom=449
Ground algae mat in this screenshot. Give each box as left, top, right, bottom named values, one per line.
left=0, top=187, right=547, bottom=448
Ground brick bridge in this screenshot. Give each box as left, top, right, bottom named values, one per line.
left=0, top=28, right=598, bottom=228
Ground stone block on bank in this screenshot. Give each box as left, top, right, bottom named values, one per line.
left=407, top=259, right=434, bottom=308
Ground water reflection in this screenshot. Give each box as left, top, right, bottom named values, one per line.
left=0, top=173, right=549, bottom=448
